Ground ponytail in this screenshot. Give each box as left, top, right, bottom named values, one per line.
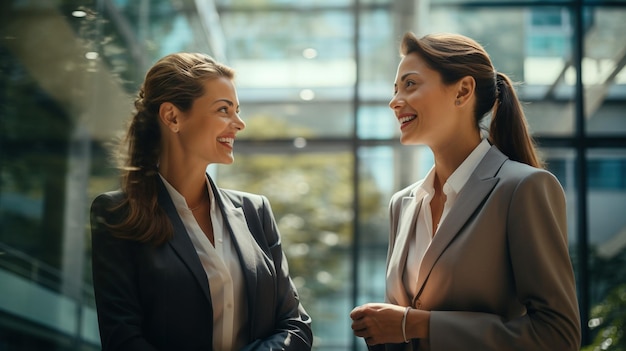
left=489, top=72, right=543, bottom=168
left=108, top=93, right=173, bottom=246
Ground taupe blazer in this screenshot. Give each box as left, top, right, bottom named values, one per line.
left=380, top=146, right=580, bottom=351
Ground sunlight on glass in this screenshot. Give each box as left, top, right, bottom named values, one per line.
left=302, top=48, right=318, bottom=59
left=588, top=317, right=602, bottom=328
left=299, top=89, right=315, bottom=101
left=289, top=243, right=310, bottom=257
left=293, top=137, right=307, bottom=148
left=320, top=231, right=339, bottom=246
left=316, top=271, right=333, bottom=284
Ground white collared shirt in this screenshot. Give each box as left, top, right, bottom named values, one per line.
left=403, top=139, right=491, bottom=299
left=159, top=174, right=247, bottom=351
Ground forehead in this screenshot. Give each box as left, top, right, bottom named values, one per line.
left=396, top=54, right=430, bottom=76
left=202, top=76, right=236, bottom=96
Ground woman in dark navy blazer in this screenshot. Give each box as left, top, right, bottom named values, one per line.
left=90, top=53, right=313, bottom=351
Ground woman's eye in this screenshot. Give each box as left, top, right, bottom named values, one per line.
left=405, top=80, right=415, bottom=87
left=218, top=107, right=228, bottom=113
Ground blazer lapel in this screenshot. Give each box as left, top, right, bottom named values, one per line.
left=208, top=177, right=261, bottom=321
left=156, top=178, right=212, bottom=303
left=213, top=187, right=258, bottom=288
left=387, top=194, right=422, bottom=307
left=413, top=146, right=507, bottom=302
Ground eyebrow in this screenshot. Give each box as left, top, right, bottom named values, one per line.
left=213, top=99, right=235, bottom=106
left=401, top=72, right=418, bottom=81
left=394, top=72, right=419, bottom=88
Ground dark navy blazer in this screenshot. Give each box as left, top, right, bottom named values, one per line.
left=90, top=175, right=313, bottom=351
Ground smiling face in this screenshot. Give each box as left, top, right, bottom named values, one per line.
left=389, top=53, right=460, bottom=148
left=175, top=76, right=245, bottom=165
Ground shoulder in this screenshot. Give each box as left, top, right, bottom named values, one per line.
left=90, top=190, right=128, bottom=224
left=498, top=160, right=562, bottom=189
left=92, top=190, right=125, bottom=204
left=91, top=190, right=126, bottom=210
left=219, top=188, right=268, bottom=209
left=496, top=160, right=565, bottom=206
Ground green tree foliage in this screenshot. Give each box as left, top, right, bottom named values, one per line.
left=582, top=283, right=626, bottom=351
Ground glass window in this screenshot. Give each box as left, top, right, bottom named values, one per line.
left=237, top=100, right=354, bottom=139
left=585, top=148, right=626, bottom=349
left=1, top=0, right=625, bottom=350
left=583, top=7, right=626, bottom=135
left=216, top=0, right=352, bottom=7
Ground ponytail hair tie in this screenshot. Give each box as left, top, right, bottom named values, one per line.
left=495, top=72, right=505, bottom=100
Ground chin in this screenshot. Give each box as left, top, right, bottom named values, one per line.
left=400, top=135, right=418, bottom=145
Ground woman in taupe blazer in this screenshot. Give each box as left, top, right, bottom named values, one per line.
left=90, top=53, right=312, bottom=350
left=350, top=32, right=581, bottom=350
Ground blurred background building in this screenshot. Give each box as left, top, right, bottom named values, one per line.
left=1, top=0, right=625, bottom=350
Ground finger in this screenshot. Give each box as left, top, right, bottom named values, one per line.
left=365, top=336, right=379, bottom=346
left=349, top=306, right=363, bottom=319
left=351, top=320, right=366, bottom=332
left=353, top=329, right=368, bottom=338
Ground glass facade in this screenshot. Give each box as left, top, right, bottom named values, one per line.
left=1, top=0, right=625, bottom=350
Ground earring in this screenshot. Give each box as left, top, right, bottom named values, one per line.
left=455, top=100, right=461, bottom=106
left=173, top=127, right=179, bottom=133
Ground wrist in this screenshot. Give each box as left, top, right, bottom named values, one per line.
left=402, top=306, right=411, bottom=343
left=405, top=308, right=430, bottom=340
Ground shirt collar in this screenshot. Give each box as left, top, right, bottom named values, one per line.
left=411, top=138, right=491, bottom=199
left=414, top=166, right=436, bottom=200
left=445, top=138, right=491, bottom=196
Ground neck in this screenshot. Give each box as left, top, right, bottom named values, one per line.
left=189, top=189, right=209, bottom=211
left=158, top=162, right=210, bottom=209
left=431, top=132, right=481, bottom=189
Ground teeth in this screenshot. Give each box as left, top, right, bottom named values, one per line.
left=217, top=137, right=234, bottom=145
left=399, top=115, right=416, bottom=124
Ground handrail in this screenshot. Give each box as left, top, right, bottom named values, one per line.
left=0, top=241, right=95, bottom=307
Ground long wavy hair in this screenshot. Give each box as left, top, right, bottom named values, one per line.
left=400, top=32, right=543, bottom=168
left=108, top=53, right=235, bottom=245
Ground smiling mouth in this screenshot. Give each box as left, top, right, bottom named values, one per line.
left=399, top=115, right=417, bottom=125
left=217, top=137, right=234, bottom=147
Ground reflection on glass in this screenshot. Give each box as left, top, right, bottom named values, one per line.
left=585, top=149, right=626, bottom=350
left=1, top=0, right=625, bottom=350
left=358, top=105, right=397, bottom=139
left=583, top=7, right=626, bottom=134
left=237, top=101, right=353, bottom=139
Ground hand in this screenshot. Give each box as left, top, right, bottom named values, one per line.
left=350, top=303, right=406, bottom=345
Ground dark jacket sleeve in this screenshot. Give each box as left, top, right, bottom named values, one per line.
left=239, top=194, right=313, bottom=351
left=90, top=192, right=158, bottom=351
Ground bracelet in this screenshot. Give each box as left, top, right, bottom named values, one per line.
left=402, top=306, right=411, bottom=343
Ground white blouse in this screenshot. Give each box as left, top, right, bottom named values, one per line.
left=403, top=139, right=491, bottom=299
left=159, top=174, right=247, bottom=351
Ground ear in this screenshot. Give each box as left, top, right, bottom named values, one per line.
left=454, top=76, right=475, bottom=107
left=159, top=102, right=180, bottom=133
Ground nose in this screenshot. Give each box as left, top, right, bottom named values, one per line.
left=389, top=94, right=404, bottom=110
left=233, top=113, right=246, bottom=131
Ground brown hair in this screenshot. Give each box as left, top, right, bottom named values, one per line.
left=109, top=53, right=235, bottom=245
left=400, top=32, right=543, bottom=168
